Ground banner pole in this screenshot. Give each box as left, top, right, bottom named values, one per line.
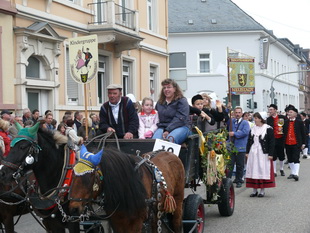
left=227, top=47, right=233, bottom=133
left=84, top=83, right=88, bottom=139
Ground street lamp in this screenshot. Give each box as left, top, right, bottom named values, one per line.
left=270, top=70, right=307, bottom=104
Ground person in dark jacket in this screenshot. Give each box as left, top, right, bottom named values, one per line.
left=283, top=105, right=305, bottom=181
left=227, top=106, right=250, bottom=188
left=152, top=79, right=191, bottom=144
left=245, top=112, right=275, bottom=197
left=99, top=84, right=139, bottom=139
left=267, top=104, right=287, bottom=177
left=190, top=94, right=215, bottom=133
left=201, top=93, right=228, bottom=130
left=300, top=112, right=309, bottom=159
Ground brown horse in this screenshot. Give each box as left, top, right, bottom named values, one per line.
left=69, top=146, right=185, bottom=233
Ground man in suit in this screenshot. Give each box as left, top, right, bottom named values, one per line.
left=227, top=106, right=250, bottom=188
left=267, top=104, right=287, bottom=177
left=283, top=105, right=306, bottom=181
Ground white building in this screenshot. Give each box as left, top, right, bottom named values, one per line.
left=168, top=0, right=306, bottom=112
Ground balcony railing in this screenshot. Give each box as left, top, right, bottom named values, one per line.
left=88, top=1, right=136, bottom=30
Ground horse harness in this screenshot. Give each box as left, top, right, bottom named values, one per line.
left=135, top=150, right=175, bottom=233
left=0, top=135, right=77, bottom=221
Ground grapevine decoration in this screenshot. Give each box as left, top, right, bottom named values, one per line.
left=195, top=127, right=236, bottom=186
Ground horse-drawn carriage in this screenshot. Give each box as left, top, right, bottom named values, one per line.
left=0, top=123, right=234, bottom=233
left=84, top=129, right=235, bottom=233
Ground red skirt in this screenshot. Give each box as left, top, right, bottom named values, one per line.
left=246, top=160, right=276, bottom=189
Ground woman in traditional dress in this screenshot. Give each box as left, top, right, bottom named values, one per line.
left=245, top=112, right=275, bottom=197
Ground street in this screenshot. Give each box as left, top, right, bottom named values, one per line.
left=10, top=158, right=310, bottom=233
left=203, top=157, right=310, bottom=233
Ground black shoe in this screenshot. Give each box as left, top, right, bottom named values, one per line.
left=258, top=193, right=265, bottom=197
left=274, top=173, right=277, bottom=177
left=287, top=174, right=294, bottom=179
left=233, top=179, right=237, bottom=183
left=280, top=170, right=285, bottom=176
left=293, top=175, right=299, bottom=181
left=236, top=183, right=242, bottom=188
left=303, top=155, right=308, bottom=159
left=250, top=192, right=258, bottom=197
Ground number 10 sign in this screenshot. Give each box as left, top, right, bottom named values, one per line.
left=153, top=139, right=181, bottom=156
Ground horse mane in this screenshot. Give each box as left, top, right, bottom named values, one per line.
left=99, top=148, right=147, bottom=214
left=37, top=128, right=67, bottom=147
left=53, top=130, right=68, bottom=145
left=35, top=128, right=66, bottom=192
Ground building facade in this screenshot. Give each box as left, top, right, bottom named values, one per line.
left=168, top=0, right=307, bottom=113
left=0, top=0, right=168, bottom=120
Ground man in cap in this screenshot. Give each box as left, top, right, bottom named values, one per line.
left=1, top=110, right=12, bottom=122
left=283, top=105, right=305, bottom=181
left=267, top=104, right=287, bottom=177
left=99, top=84, right=139, bottom=139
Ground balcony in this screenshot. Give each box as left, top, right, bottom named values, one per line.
left=88, top=1, right=143, bottom=54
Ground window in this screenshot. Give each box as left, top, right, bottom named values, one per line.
left=26, top=57, right=40, bottom=79
left=27, top=89, right=49, bottom=114
left=97, top=55, right=107, bottom=104
left=150, top=66, right=157, bottom=100
left=169, top=52, right=187, bottom=90
left=95, top=1, right=107, bottom=24
left=122, top=61, right=133, bottom=96
left=147, top=0, right=157, bottom=31
left=66, top=47, right=79, bottom=105
left=199, top=53, right=210, bottom=73
left=169, top=52, right=186, bottom=69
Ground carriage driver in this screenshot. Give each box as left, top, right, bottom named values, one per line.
left=99, top=84, right=139, bottom=139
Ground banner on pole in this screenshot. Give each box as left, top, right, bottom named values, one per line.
left=69, top=35, right=98, bottom=84
left=228, top=58, right=255, bottom=95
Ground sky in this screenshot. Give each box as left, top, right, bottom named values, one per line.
left=232, top=0, right=310, bottom=49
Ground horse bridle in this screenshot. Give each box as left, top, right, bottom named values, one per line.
left=68, top=160, right=102, bottom=203
left=1, top=135, right=41, bottom=181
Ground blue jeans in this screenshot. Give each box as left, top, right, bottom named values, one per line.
left=152, top=126, right=191, bottom=144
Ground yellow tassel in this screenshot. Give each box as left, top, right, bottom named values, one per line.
left=163, top=191, right=176, bottom=214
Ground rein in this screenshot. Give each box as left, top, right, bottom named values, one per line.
left=1, top=133, right=77, bottom=220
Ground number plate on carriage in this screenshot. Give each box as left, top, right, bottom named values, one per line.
left=153, top=139, right=181, bottom=156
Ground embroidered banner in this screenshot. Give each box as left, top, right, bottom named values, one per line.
left=229, top=58, right=255, bottom=95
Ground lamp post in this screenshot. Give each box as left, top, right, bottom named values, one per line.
left=270, top=70, right=307, bottom=104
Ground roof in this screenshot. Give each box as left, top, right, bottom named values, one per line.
left=168, top=0, right=266, bottom=33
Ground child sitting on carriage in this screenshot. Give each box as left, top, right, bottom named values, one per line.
left=138, top=97, right=159, bottom=139
left=190, top=94, right=215, bottom=133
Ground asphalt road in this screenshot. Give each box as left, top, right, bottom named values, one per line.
left=9, top=157, right=310, bottom=233
left=203, top=157, right=310, bottom=233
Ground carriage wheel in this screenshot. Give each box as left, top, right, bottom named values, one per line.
left=183, top=194, right=205, bottom=233
left=218, top=178, right=235, bottom=216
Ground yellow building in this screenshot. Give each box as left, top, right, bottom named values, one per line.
left=0, top=0, right=168, bottom=121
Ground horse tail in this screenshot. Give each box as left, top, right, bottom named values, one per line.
left=100, top=148, right=147, bottom=214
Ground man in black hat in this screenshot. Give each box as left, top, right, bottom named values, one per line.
left=283, top=105, right=305, bottom=181
left=0, top=109, right=12, bottom=122
left=99, top=84, right=139, bottom=139
left=267, top=104, right=287, bottom=177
